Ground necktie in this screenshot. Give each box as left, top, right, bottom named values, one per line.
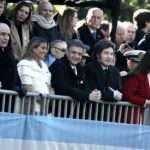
left=92, top=31, right=96, bottom=40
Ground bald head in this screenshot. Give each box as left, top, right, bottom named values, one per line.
left=0, top=23, right=10, bottom=48
left=86, top=8, right=104, bottom=29
left=0, top=23, right=10, bottom=33
left=38, top=1, right=53, bottom=18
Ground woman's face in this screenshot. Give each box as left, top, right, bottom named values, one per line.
left=16, top=6, right=30, bottom=23
left=71, top=13, right=78, bottom=28
left=33, top=43, right=48, bottom=60
left=0, top=2, right=4, bottom=16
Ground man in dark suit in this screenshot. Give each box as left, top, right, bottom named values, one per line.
left=85, top=39, right=122, bottom=102
left=50, top=39, right=101, bottom=102
left=78, top=8, right=104, bottom=55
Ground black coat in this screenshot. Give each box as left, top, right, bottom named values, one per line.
left=135, top=29, right=145, bottom=47
left=85, top=60, right=122, bottom=101
left=115, top=51, right=128, bottom=72
left=32, top=22, right=58, bottom=42
left=49, top=56, right=89, bottom=101
left=78, top=23, right=104, bottom=54
left=32, top=23, right=78, bottom=42
left=0, top=48, right=21, bottom=90
left=0, top=15, right=10, bottom=27
left=49, top=25, right=78, bottom=42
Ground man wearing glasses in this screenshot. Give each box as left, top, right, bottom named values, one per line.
left=45, top=40, right=67, bottom=66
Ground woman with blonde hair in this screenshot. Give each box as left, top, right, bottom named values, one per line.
left=58, top=7, right=79, bottom=41
left=49, top=7, right=79, bottom=42
left=18, top=37, right=53, bottom=94
left=17, top=37, right=53, bottom=114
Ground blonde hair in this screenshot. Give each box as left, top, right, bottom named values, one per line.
left=23, top=37, right=49, bottom=59
left=59, top=8, right=77, bottom=41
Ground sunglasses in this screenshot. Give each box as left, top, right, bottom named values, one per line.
left=53, top=47, right=67, bottom=52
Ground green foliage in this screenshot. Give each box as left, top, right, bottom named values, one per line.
left=120, top=0, right=150, bottom=21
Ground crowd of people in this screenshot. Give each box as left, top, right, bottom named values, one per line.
left=0, top=0, right=150, bottom=117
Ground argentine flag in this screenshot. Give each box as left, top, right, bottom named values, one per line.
left=0, top=113, right=149, bottom=150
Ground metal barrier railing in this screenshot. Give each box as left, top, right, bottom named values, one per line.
left=0, top=89, right=146, bottom=125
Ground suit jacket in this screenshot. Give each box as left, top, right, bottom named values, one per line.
left=123, top=72, right=150, bottom=105
left=10, top=21, right=30, bottom=60
left=49, top=56, right=89, bottom=101
left=115, top=51, right=128, bottom=72
left=78, top=23, right=104, bottom=54
left=85, top=60, right=122, bottom=101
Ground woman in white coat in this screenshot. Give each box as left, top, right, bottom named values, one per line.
left=17, top=37, right=53, bottom=114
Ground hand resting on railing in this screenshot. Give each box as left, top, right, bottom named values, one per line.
left=108, top=87, right=122, bottom=101
left=89, top=89, right=101, bottom=102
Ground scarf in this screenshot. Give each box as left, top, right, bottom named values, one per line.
left=32, top=14, right=56, bottom=29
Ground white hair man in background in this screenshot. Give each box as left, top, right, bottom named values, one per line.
left=78, top=7, right=105, bottom=55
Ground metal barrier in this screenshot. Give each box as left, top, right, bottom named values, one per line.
left=0, top=89, right=145, bottom=124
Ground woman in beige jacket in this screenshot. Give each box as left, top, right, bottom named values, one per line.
left=10, top=1, right=33, bottom=60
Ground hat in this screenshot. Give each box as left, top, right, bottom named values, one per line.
left=124, top=50, right=146, bottom=62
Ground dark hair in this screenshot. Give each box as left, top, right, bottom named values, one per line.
left=134, top=11, right=150, bottom=29
left=13, top=1, right=33, bottom=24
left=23, top=37, right=49, bottom=59
left=93, top=39, right=115, bottom=59
left=130, top=50, right=150, bottom=75
left=67, top=39, right=85, bottom=50
left=137, top=32, right=150, bottom=51
left=100, top=22, right=110, bottom=32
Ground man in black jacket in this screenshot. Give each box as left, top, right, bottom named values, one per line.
left=0, top=23, right=25, bottom=112
left=50, top=39, right=101, bottom=102
left=85, top=39, right=122, bottom=102
left=78, top=8, right=104, bottom=55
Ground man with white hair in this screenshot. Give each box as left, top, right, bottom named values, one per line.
left=123, top=22, right=136, bottom=49
left=115, top=22, right=126, bottom=49
left=78, top=7, right=104, bottom=55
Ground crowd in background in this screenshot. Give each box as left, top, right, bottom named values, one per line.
left=0, top=0, right=150, bottom=118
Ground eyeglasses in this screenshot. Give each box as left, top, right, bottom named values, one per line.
left=53, top=47, right=67, bottom=52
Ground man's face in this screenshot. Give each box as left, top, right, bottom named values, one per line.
left=0, top=27, right=10, bottom=48
left=87, top=9, right=103, bottom=29
left=39, top=3, right=53, bottom=19
left=115, top=29, right=125, bottom=46
left=51, top=42, right=67, bottom=59
left=97, top=47, right=114, bottom=67
left=67, top=46, right=83, bottom=65
left=125, top=25, right=136, bottom=43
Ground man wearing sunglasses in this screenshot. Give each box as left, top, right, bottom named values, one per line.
left=45, top=40, right=67, bottom=66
